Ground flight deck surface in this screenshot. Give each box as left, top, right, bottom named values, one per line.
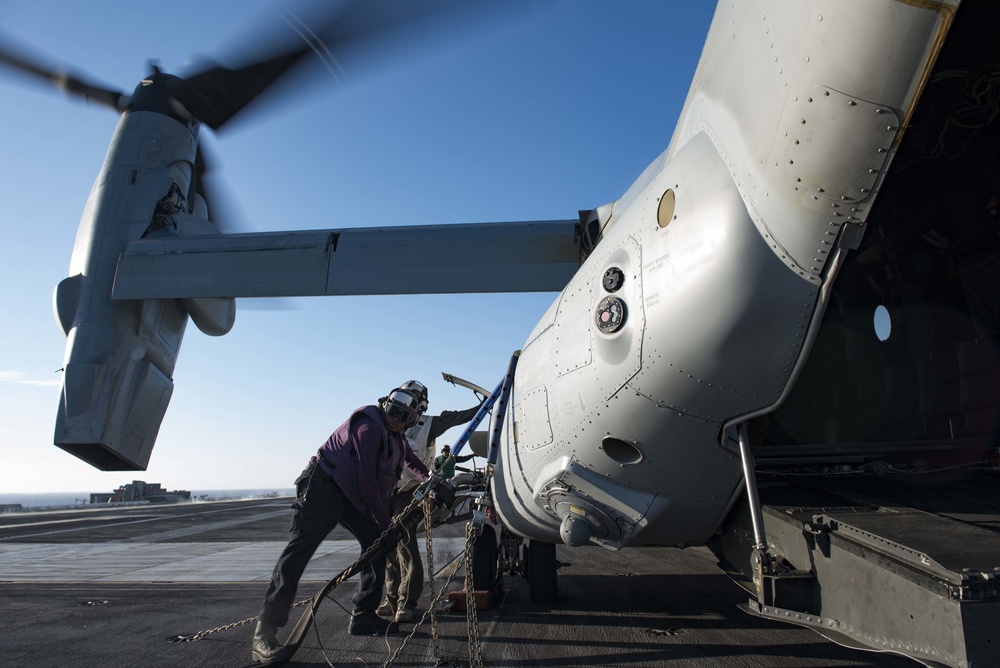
left=0, top=497, right=915, bottom=667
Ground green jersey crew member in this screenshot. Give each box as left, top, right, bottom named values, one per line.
left=434, top=444, right=475, bottom=480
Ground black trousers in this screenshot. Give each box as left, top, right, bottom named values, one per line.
left=258, top=463, right=386, bottom=628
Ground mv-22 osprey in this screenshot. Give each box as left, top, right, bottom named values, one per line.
left=2, top=1, right=998, bottom=665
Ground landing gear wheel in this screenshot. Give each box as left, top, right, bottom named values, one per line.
left=525, top=540, right=558, bottom=603
left=472, top=525, right=501, bottom=596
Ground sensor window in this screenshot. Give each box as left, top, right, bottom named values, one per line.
left=657, top=189, right=675, bottom=228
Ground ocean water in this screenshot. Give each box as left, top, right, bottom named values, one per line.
left=0, top=488, right=295, bottom=511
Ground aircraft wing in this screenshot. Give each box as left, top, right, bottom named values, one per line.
left=112, top=219, right=580, bottom=299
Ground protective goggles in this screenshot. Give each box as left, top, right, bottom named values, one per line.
left=383, top=390, right=421, bottom=428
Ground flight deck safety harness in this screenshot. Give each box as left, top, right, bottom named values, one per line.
left=170, top=353, right=520, bottom=668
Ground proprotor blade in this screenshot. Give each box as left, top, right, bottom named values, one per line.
left=172, top=0, right=510, bottom=131
left=0, top=31, right=124, bottom=111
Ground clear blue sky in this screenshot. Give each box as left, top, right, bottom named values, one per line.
left=0, top=1, right=716, bottom=494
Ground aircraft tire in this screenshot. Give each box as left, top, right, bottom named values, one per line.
left=472, top=525, right=499, bottom=592
left=526, top=540, right=558, bottom=603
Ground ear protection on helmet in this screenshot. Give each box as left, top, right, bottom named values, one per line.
left=398, top=380, right=429, bottom=413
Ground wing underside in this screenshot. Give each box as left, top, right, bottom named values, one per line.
left=112, top=220, right=581, bottom=299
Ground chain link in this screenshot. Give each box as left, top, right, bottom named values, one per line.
left=179, top=481, right=433, bottom=643
left=425, top=501, right=442, bottom=660
left=381, top=555, right=465, bottom=667
left=176, top=476, right=490, bottom=668
left=383, top=478, right=490, bottom=668
left=179, top=596, right=312, bottom=642
left=381, top=494, right=481, bottom=668
left=464, top=521, right=484, bottom=668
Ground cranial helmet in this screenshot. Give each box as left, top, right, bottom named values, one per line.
left=380, top=389, right=422, bottom=429
left=398, top=380, right=429, bottom=413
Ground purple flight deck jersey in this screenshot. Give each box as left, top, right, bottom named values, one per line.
left=312, top=405, right=429, bottom=529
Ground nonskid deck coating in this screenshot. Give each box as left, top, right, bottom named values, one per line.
left=0, top=497, right=914, bottom=667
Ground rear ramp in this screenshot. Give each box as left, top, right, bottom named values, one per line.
left=710, top=474, right=1000, bottom=667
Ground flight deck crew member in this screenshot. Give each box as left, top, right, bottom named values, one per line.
left=251, top=386, right=431, bottom=665
left=434, top=444, right=475, bottom=480
left=377, top=383, right=483, bottom=623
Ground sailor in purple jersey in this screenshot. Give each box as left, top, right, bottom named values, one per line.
left=252, top=386, right=431, bottom=665
left=312, top=404, right=430, bottom=530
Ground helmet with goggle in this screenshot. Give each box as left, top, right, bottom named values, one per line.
left=398, top=380, right=429, bottom=413
left=380, top=389, right=422, bottom=429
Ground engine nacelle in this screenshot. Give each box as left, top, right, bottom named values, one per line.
left=56, top=302, right=185, bottom=470
left=52, top=110, right=213, bottom=470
